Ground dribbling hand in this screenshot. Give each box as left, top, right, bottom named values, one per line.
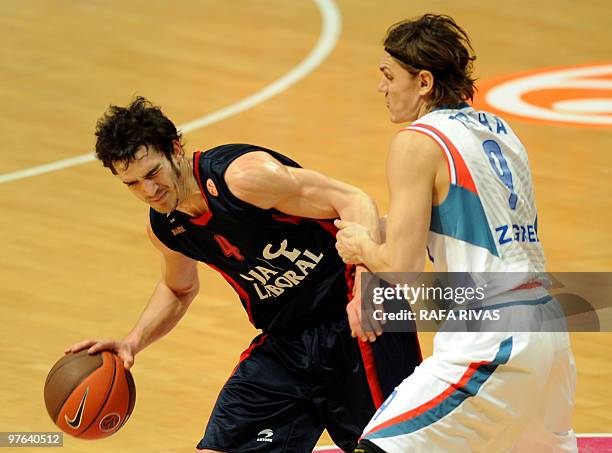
left=64, top=339, right=136, bottom=369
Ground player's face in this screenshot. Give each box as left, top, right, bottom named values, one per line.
left=378, top=52, right=428, bottom=123
left=114, top=147, right=182, bottom=213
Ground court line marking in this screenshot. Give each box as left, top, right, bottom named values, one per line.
left=577, top=433, right=612, bottom=437
left=0, top=0, right=341, bottom=185
left=314, top=435, right=612, bottom=451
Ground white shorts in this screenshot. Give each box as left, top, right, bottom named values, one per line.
left=362, top=293, right=577, bottom=452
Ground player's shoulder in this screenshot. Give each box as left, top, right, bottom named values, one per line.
left=199, top=143, right=260, bottom=160
left=390, top=126, right=443, bottom=158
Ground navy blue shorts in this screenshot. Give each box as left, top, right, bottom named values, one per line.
left=196, top=318, right=421, bottom=452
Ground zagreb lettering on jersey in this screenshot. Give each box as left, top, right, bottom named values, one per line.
left=238, top=239, right=324, bottom=300
left=495, top=222, right=539, bottom=245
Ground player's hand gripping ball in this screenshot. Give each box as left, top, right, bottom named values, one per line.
left=44, top=350, right=136, bottom=439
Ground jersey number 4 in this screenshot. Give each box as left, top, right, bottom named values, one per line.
left=214, top=234, right=245, bottom=261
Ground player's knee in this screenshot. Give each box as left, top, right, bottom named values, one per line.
left=354, top=439, right=387, bottom=453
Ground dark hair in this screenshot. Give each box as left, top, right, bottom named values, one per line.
left=384, top=14, right=476, bottom=106
left=94, top=96, right=183, bottom=174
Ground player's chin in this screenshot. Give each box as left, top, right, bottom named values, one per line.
left=388, top=111, right=402, bottom=124
left=150, top=201, right=172, bottom=214
left=389, top=112, right=407, bottom=124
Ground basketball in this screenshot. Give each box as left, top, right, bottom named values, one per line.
left=44, top=350, right=136, bottom=439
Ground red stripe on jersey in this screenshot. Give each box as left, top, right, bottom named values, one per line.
left=190, top=151, right=213, bottom=225
left=357, top=340, right=385, bottom=409
left=207, top=263, right=255, bottom=326
left=409, top=123, right=478, bottom=194
left=271, top=212, right=304, bottom=224
left=314, top=219, right=338, bottom=237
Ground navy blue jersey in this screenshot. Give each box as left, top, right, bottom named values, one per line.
left=149, top=144, right=352, bottom=333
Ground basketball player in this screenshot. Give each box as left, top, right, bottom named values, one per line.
left=65, top=97, right=421, bottom=452
left=334, top=14, right=577, bottom=453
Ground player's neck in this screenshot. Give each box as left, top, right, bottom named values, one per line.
left=175, top=158, right=208, bottom=218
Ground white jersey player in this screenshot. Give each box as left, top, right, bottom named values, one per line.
left=335, top=14, right=577, bottom=453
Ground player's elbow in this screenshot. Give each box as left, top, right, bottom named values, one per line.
left=174, top=279, right=200, bottom=306
left=338, top=188, right=379, bottom=223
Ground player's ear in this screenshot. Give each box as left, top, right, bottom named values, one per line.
left=172, top=140, right=184, bottom=158
left=418, top=70, right=434, bottom=97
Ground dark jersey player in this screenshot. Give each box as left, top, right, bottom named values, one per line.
left=65, top=97, right=421, bottom=452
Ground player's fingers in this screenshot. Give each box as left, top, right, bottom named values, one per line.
left=87, top=340, right=118, bottom=355
left=347, top=303, right=365, bottom=341
left=64, top=339, right=97, bottom=354
left=335, top=245, right=352, bottom=264
left=362, top=311, right=379, bottom=342
left=121, top=354, right=135, bottom=370
left=368, top=306, right=384, bottom=336
left=334, top=219, right=344, bottom=229
left=351, top=295, right=376, bottom=342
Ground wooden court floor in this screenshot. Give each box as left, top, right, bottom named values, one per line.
left=0, top=1, right=610, bottom=451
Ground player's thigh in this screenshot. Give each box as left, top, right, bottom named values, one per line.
left=361, top=333, right=547, bottom=453
left=196, top=335, right=323, bottom=452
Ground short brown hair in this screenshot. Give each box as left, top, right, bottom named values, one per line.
left=384, top=14, right=476, bottom=107
left=95, top=96, right=183, bottom=174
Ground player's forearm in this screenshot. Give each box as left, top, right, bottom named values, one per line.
left=336, top=190, right=382, bottom=243
left=359, top=239, right=424, bottom=274
left=124, top=281, right=198, bottom=353
left=358, top=239, right=392, bottom=273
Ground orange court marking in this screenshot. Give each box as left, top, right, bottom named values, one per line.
left=473, top=63, right=612, bottom=128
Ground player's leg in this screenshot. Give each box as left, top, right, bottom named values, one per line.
left=360, top=332, right=550, bottom=453
left=195, top=334, right=323, bottom=452
left=313, top=320, right=421, bottom=451
left=512, top=331, right=578, bottom=452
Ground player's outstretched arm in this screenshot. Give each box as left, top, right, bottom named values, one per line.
left=224, top=151, right=381, bottom=240
left=65, top=217, right=199, bottom=369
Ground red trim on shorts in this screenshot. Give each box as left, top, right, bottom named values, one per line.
left=190, top=151, right=213, bottom=225
left=226, top=334, right=269, bottom=382
left=513, top=281, right=543, bottom=290
left=365, top=356, right=490, bottom=436
left=357, top=340, right=385, bottom=408
left=207, top=263, right=255, bottom=326
left=348, top=265, right=384, bottom=409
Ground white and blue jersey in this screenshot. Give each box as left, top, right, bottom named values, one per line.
left=360, top=105, right=577, bottom=453
left=407, top=103, right=545, bottom=274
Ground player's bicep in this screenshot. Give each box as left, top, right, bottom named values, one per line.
left=276, top=167, right=363, bottom=219
left=145, top=220, right=199, bottom=297
left=226, top=151, right=362, bottom=219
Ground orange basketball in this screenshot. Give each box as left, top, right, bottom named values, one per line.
left=44, top=350, right=136, bottom=439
